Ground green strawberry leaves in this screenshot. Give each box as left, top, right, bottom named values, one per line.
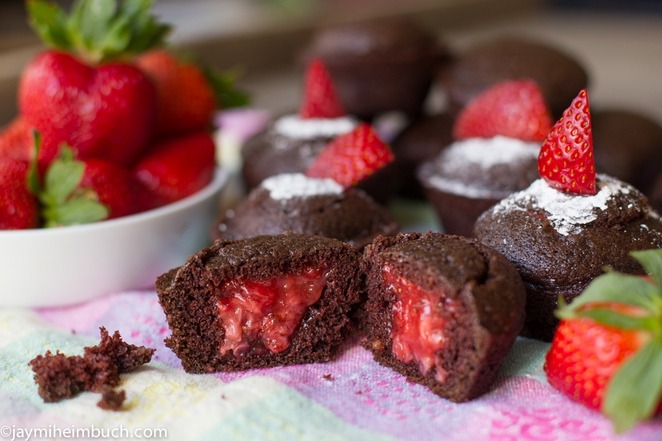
left=28, top=132, right=109, bottom=227
left=558, top=248, right=662, bottom=433
left=28, top=0, right=171, bottom=64
left=204, top=67, right=251, bottom=109
left=603, top=339, right=662, bottom=433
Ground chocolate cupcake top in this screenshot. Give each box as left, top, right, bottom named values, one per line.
left=215, top=173, right=399, bottom=248
left=475, top=175, right=662, bottom=284
left=417, top=136, right=540, bottom=199
left=443, top=37, right=588, bottom=118
left=308, top=19, right=439, bottom=60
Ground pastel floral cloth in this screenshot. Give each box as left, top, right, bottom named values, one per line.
left=1, top=292, right=661, bottom=441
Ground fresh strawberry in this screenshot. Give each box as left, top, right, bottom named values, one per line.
left=453, top=79, right=553, bottom=142
left=77, top=159, right=138, bottom=220
left=133, top=132, right=216, bottom=208
left=544, top=248, right=662, bottom=433
left=538, top=89, right=596, bottom=195
left=0, top=157, right=39, bottom=229
left=33, top=142, right=139, bottom=227
left=299, top=58, right=346, bottom=119
left=305, top=123, right=394, bottom=188
left=18, top=0, right=171, bottom=165
left=136, top=50, right=216, bottom=137
left=0, top=117, right=32, bottom=163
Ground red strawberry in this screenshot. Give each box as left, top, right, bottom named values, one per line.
left=77, top=159, right=138, bottom=220
left=544, top=249, right=662, bottom=433
left=34, top=144, right=137, bottom=227
left=305, top=123, right=394, bottom=188
left=133, top=132, right=216, bottom=208
left=299, top=58, right=346, bottom=119
left=136, top=50, right=216, bottom=137
left=538, top=89, right=596, bottom=195
left=453, top=79, right=553, bottom=142
left=0, top=117, right=32, bottom=163
left=0, top=157, right=39, bottom=229
left=18, top=0, right=171, bottom=166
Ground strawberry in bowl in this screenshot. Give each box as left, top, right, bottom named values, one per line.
left=0, top=0, right=242, bottom=306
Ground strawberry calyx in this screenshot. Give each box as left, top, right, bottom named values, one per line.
left=538, top=89, right=597, bottom=195
left=555, top=249, right=662, bottom=433
left=29, top=132, right=109, bottom=227
left=203, top=65, right=251, bottom=110
left=28, top=0, right=171, bottom=64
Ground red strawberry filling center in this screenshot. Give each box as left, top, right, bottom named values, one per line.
left=383, top=265, right=451, bottom=383
left=217, top=268, right=328, bottom=356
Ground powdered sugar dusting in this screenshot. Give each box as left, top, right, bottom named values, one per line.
left=427, top=176, right=499, bottom=198
left=441, top=136, right=540, bottom=169
left=262, top=173, right=343, bottom=200
left=495, top=175, right=633, bottom=235
left=274, top=115, right=357, bottom=139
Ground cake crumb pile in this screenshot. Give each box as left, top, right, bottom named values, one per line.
left=28, top=327, right=155, bottom=411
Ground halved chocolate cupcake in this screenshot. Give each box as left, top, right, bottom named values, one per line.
left=157, top=234, right=364, bottom=373
left=362, top=232, right=526, bottom=402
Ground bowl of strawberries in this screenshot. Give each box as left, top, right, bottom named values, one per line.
left=0, top=0, right=246, bottom=307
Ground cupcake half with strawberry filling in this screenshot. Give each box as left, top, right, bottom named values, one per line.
left=417, top=79, right=553, bottom=236
left=362, top=232, right=526, bottom=402
left=157, top=234, right=364, bottom=372
left=474, top=89, right=662, bottom=341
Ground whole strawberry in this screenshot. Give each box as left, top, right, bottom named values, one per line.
left=0, top=157, right=39, bottom=229
left=453, top=79, right=553, bottom=142
left=136, top=50, right=216, bottom=137
left=18, top=0, right=171, bottom=166
left=305, top=123, right=394, bottom=188
left=34, top=142, right=138, bottom=227
left=0, top=117, right=32, bottom=163
left=544, top=248, right=662, bottom=433
left=538, top=88, right=596, bottom=195
left=133, top=132, right=216, bottom=209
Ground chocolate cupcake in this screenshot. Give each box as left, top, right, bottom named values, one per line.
left=592, top=108, right=662, bottom=196
left=474, top=175, right=662, bottom=341
left=390, top=112, right=455, bottom=199
left=362, top=232, right=526, bottom=402
left=214, top=173, right=399, bottom=249
left=443, top=36, right=589, bottom=118
left=241, top=113, right=358, bottom=189
left=417, top=136, right=540, bottom=236
left=157, top=234, right=364, bottom=373
left=305, top=18, right=446, bottom=120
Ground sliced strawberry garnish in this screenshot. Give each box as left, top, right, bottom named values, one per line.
left=299, top=58, right=346, bottom=119
left=453, top=79, right=553, bottom=142
left=217, top=268, right=328, bottom=356
left=305, top=123, right=394, bottom=188
left=544, top=249, right=662, bottom=433
left=538, top=89, right=596, bottom=195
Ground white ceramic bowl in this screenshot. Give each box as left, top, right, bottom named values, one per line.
left=0, top=167, right=228, bottom=308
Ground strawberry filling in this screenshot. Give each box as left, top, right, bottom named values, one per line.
left=217, top=268, right=328, bottom=356
left=383, top=265, right=450, bottom=383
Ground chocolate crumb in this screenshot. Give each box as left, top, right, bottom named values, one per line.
left=84, top=327, right=155, bottom=373
left=97, top=388, right=126, bottom=411
left=29, top=328, right=154, bottom=408
left=323, top=374, right=334, bottom=381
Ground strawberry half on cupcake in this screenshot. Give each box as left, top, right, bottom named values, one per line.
left=474, top=89, right=662, bottom=341
left=417, top=79, right=554, bottom=236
